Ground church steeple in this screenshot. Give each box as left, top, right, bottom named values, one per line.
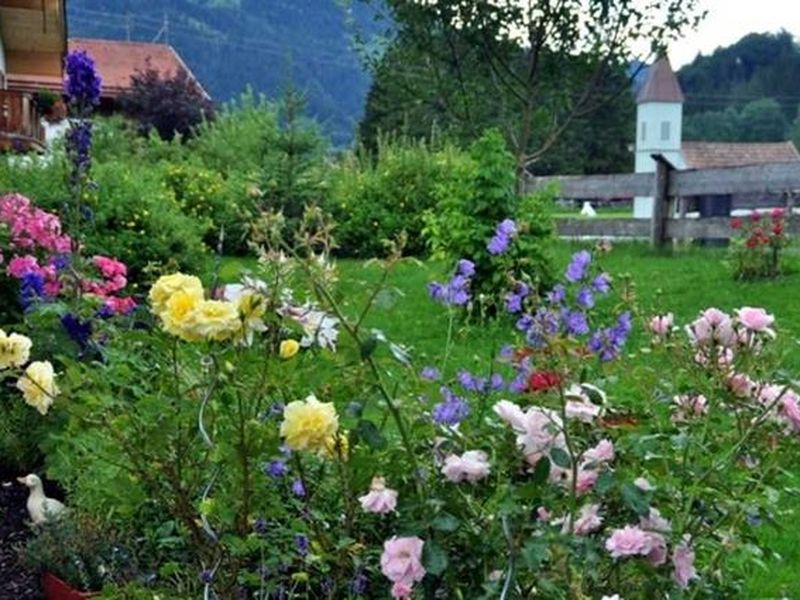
left=637, top=57, right=685, bottom=104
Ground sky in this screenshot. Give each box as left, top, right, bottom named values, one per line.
left=669, top=0, right=800, bottom=67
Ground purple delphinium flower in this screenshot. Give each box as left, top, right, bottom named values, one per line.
left=516, top=314, right=534, bottom=333
left=565, top=250, right=592, bottom=283
left=64, top=50, right=102, bottom=110
left=351, top=570, right=368, bottom=595
left=564, top=310, right=590, bottom=336
left=457, top=370, right=487, bottom=393
left=592, top=273, right=611, bottom=294
left=295, top=534, right=309, bottom=557
left=61, top=313, right=93, bottom=352
left=509, top=372, right=529, bottom=394
left=490, top=373, right=505, bottom=391
left=66, top=120, right=93, bottom=175
left=526, top=308, right=560, bottom=347
left=199, top=570, right=214, bottom=585
left=19, top=271, right=45, bottom=311
left=576, top=287, right=595, bottom=309
left=497, top=219, right=517, bottom=237
left=427, top=282, right=447, bottom=303
left=432, top=386, right=470, bottom=425
left=420, top=366, right=441, bottom=381
left=291, top=479, right=306, bottom=497
left=547, top=284, right=566, bottom=305
left=505, top=283, right=530, bottom=314
left=499, top=345, right=515, bottom=360
left=457, top=259, right=475, bottom=277
left=52, top=254, right=71, bottom=272
left=487, top=219, right=517, bottom=255
left=264, top=460, right=288, bottom=478
left=428, top=263, right=473, bottom=307
left=588, top=311, right=633, bottom=362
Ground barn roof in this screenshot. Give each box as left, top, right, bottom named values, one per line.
left=67, top=38, right=210, bottom=100
left=681, top=141, right=800, bottom=169
left=636, top=57, right=684, bottom=104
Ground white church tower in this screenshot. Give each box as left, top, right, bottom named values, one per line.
left=634, top=57, right=685, bottom=218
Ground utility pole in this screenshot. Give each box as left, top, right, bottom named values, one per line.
left=152, top=11, right=169, bottom=44
left=125, top=11, right=133, bottom=41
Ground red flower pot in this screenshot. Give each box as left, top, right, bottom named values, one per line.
left=42, top=572, right=99, bottom=600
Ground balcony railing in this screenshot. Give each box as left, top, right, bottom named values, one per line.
left=0, top=89, right=45, bottom=151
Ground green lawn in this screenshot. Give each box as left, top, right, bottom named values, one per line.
left=219, top=242, right=800, bottom=597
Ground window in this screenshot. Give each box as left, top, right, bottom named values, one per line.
left=640, top=122, right=647, bottom=142
left=660, top=121, right=670, bottom=141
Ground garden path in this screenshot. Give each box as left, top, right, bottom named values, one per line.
left=0, top=477, right=40, bottom=598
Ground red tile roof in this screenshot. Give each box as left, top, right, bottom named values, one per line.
left=67, top=38, right=209, bottom=100
left=637, top=57, right=684, bottom=104
left=682, top=141, right=800, bottom=169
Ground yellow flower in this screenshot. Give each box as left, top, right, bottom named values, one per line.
left=161, top=290, right=203, bottom=341
left=324, top=431, right=349, bottom=461
left=17, top=360, right=59, bottom=415
left=191, top=300, right=241, bottom=341
left=279, top=339, right=300, bottom=360
left=280, top=394, right=339, bottom=452
left=148, top=273, right=204, bottom=315
left=233, top=291, right=267, bottom=345
left=0, top=330, right=32, bottom=369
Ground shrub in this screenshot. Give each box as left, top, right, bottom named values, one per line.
left=729, top=208, right=790, bottom=279
left=327, top=136, right=469, bottom=257
left=424, top=129, right=555, bottom=313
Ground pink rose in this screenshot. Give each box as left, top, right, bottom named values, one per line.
left=672, top=539, right=697, bottom=589
left=649, top=313, right=673, bottom=336
left=583, top=439, right=615, bottom=464
left=645, top=532, right=668, bottom=566
left=536, top=506, right=552, bottom=522
left=605, top=525, right=653, bottom=558
left=391, top=582, right=414, bottom=599
left=728, top=373, right=755, bottom=398
left=7, top=255, right=39, bottom=278
left=380, top=536, right=426, bottom=585
left=561, top=503, right=603, bottom=535
left=493, top=400, right=526, bottom=430
left=359, top=476, right=398, bottom=514
left=575, top=468, right=598, bottom=495
left=565, top=400, right=601, bottom=422
left=441, top=450, right=491, bottom=483
left=735, top=307, right=775, bottom=337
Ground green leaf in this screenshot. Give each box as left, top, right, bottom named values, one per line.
left=356, top=419, right=387, bottom=451
left=621, top=482, right=650, bottom=516
left=531, top=456, right=551, bottom=484
left=521, top=539, right=549, bottom=569
left=431, top=512, right=460, bottom=532
left=423, top=539, right=448, bottom=575
left=550, top=447, right=571, bottom=469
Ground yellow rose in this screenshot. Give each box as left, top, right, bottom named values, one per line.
left=161, top=290, right=203, bottom=341
left=0, top=330, right=32, bottom=369
left=280, top=394, right=339, bottom=452
left=17, top=360, right=59, bottom=415
left=149, top=273, right=204, bottom=315
left=279, top=339, right=300, bottom=360
left=191, top=300, right=241, bottom=341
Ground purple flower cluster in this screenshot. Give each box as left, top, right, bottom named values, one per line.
left=432, top=386, right=470, bottom=425
left=428, top=259, right=474, bottom=306
left=517, top=307, right=560, bottom=347
left=61, top=313, right=93, bottom=352
left=66, top=121, right=93, bottom=177
left=487, top=219, right=517, bottom=255
left=264, top=460, right=288, bottom=478
left=19, top=271, right=44, bottom=311
left=576, top=287, right=594, bottom=309
left=457, top=369, right=489, bottom=393
left=592, top=273, right=611, bottom=294
left=508, top=356, right=532, bottom=394
left=565, top=250, right=591, bottom=282
left=563, top=309, right=590, bottom=336
left=505, top=282, right=530, bottom=314
left=64, top=50, right=102, bottom=111
left=420, top=366, right=441, bottom=381
left=588, top=311, right=633, bottom=362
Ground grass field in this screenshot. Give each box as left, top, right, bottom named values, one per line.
left=218, top=241, right=800, bottom=597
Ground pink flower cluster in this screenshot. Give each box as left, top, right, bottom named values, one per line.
left=441, top=450, right=491, bottom=483
left=0, top=194, right=135, bottom=315
left=380, top=536, right=426, bottom=599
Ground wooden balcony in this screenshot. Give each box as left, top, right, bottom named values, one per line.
left=0, top=89, right=45, bottom=152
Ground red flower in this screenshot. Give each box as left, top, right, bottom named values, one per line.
left=528, top=370, right=561, bottom=392
left=773, top=223, right=784, bottom=236
left=750, top=211, right=761, bottom=222
left=771, top=208, right=785, bottom=221
left=730, top=217, right=743, bottom=230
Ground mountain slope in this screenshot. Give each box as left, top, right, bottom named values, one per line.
left=67, top=0, right=380, bottom=145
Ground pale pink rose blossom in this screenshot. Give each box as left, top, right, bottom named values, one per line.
left=565, top=400, right=601, bottom=422
left=582, top=439, right=615, bottom=464
left=605, top=526, right=653, bottom=558
left=687, top=308, right=736, bottom=347
left=672, top=539, right=698, bottom=589
left=649, top=313, right=673, bottom=336
left=778, top=390, right=800, bottom=433
left=640, top=507, right=671, bottom=533
left=645, top=532, right=668, bottom=566
left=735, top=307, right=775, bottom=337
left=391, top=582, right=414, bottom=599
left=560, top=503, right=603, bottom=535
left=728, top=373, right=755, bottom=398
left=575, top=468, right=599, bottom=495
left=359, top=476, right=398, bottom=514
left=441, top=450, right=491, bottom=483
left=493, top=399, right=527, bottom=430
left=494, top=402, right=566, bottom=466
left=536, top=506, right=552, bottom=522
left=633, top=477, right=654, bottom=492
left=380, top=536, right=426, bottom=585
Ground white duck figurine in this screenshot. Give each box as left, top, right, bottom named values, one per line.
left=17, top=473, right=66, bottom=525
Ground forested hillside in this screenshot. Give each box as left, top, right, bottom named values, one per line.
left=678, top=31, right=800, bottom=143
left=67, top=0, right=380, bottom=145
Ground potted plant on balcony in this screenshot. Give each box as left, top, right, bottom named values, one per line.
left=23, top=514, right=129, bottom=599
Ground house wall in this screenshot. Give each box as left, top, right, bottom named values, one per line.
left=634, top=101, right=685, bottom=218
left=0, top=0, right=64, bottom=77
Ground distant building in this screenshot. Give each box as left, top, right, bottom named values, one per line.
left=0, top=0, right=66, bottom=151
left=68, top=38, right=211, bottom=110
left=633, top=57, right=800, bottom=218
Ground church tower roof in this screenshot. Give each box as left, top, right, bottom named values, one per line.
left=636, top=57, right=685, bottom=104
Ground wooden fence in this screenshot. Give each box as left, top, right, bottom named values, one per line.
left=525, top=155, right=800, bottom=247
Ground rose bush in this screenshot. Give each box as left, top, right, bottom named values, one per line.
left=729, top=208, right=790, bottom=280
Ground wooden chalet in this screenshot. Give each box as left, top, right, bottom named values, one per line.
left=0, top=0, right=66, bottom=151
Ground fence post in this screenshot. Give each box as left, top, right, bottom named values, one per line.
left=650, top=154, right=674, bottom=248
